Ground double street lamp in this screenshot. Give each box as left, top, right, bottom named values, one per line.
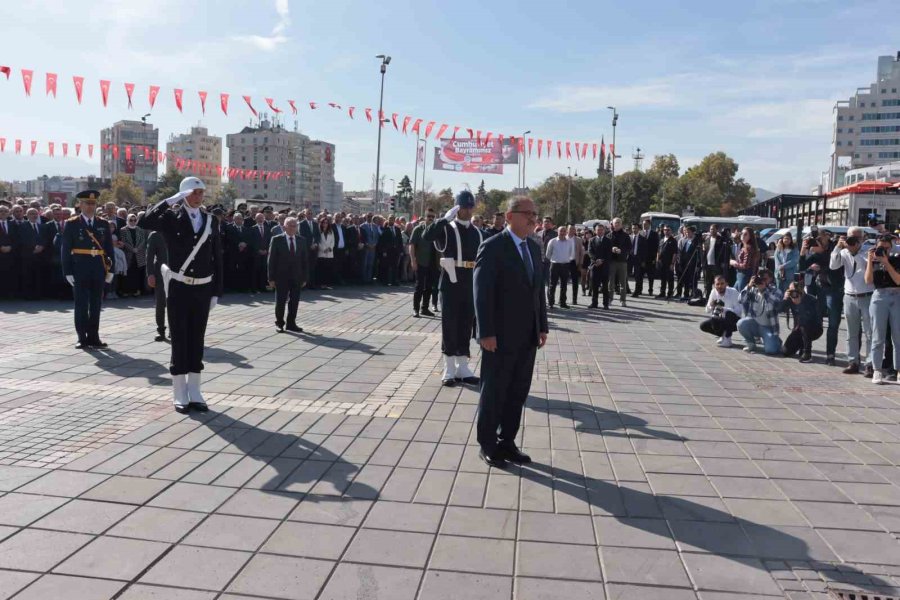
left=374, top=54, right=391, bottom=212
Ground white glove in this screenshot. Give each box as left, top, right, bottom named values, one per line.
left=443, top=205, right=460, bottom=221
left=164, top=190, right=191, bottom=206
left=210, top=296, right=218, bottom=310
left=105, top=273, right=114, bottom=284
left=66, top=275, right=75, bottom=286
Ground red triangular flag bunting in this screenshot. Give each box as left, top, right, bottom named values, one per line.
left=15, top=139, right=22, bottom=154
left=242, top=95, right=257, bottom=117
left=566, top=142, right=572, bottom=159
left=557, top=141, right=562, bottom=158
left=365, top=108, right=372, bottom=122
left=592, top=143, right=597, bottom=159
left=392, top=113, right=399, bottom=130
left=424, top=121, right=436, bottom=139
left=528, top=138, right=534, bottom=156
left=265, top=98, right=282, bottom=113
left=21, top=69, right=33, bottom=96
left=88, top=144, right=93, bottom=158
left=30, top=140, right=37, bottom=155
left=198, top=90, right=207, bottom=114
left=75, top=143, right=81, bottom=156
left=484, top=132, right=493, bottom=146
left=99, top=80, right=111, bottom=107
left=148, top=85, right=160, bottom=108
left=73, top=76, right=84, bottom=103
left=435, top=124, right=448, bottom=140
left=220, top=93, right=229, bottom=115
left=412, top=119, right=423, bottom=135
left=452, top=126, right=460, bottom=139
left=125, top=145, right=132, bottom=160
left=124, top=82, right=135, bottom=109
left=62, top=142, right=68, bottom=157
left=309, top=101, right=317, bottom=109
left=0, top=138, right=5, bottom=153
left=466, top=128, right=474, bottom=139
left=45, top=72, right=57, bottom=98
left=288, top=100, right=297, bottom=114
left=581, top=143, right=588, bottom=159
left=174, top=88, right=183, bottom=112
left=48, top=142, right=54, bottom=157
left=537, top=140, right=543, bottom=158
left=402, top=116, right=411, bottom=133
left=0, top=66, right=9, bottom=79
left=328, top=102, right=341, bottom=109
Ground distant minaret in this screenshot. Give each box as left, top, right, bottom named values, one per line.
left=632, top=147, right=644, bottom=171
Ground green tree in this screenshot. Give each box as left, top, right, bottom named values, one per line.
left=683, top=151, right=753, bottom=215
left=397, top=175, right=414, bottom=212
left=147, top=169, right=183, bottom=205
left=437, top=187, right=453, bottom=210
left=99, top=174, right=144, bottom=207
left=484, top=189, right=509, bottom=216
left=647, top=154, right=680, bottom=181
left=476, top=180, right=487, bottom=205
left=614, top=170, right=660, bottom=226
left=583, top=173, right=612, bottom=220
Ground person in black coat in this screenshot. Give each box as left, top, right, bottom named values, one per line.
left=588, top=223, right=612, bottom=308
left=677, top=226, right=702, bottom=300
left=298, top=210, right=321, bottom=289
left=267, top=217, right=310, bottom=333
left=633, top=218, right=659, bottom=297
left=246, top=213, right=272, bottom=293
left=376, top=215, right=403, bottom=286
left=0, top=205, right=16, bottom=299
left=343, top=216, right=361, bottom=284
left=224, top=213, right=251, bottom=292
left=138, top=177, right=223, bottom=414
left=42, top=207, right=72, bottom=300
left=702, top=224, right=731, bottom=297
left=331, top=213, right=349, bottom=285
left=656, top=225, right=679, bottom=299
left=145, top=230, right=169, bottom=341
left=18, top=208, right=47, bottom=300
left=606, top=218, right=632, bottom=307
left=474, top=196, right=548, bottom=469
left=62, top=192, right=115, bottom=348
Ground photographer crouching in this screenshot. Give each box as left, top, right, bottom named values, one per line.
left=700, top=275, right=742, bottom=347
left=737, top=269, right=783, bottom=355
left=780, top=282, right=822, bottom=363
left=864, top=234, right=900, bottom=385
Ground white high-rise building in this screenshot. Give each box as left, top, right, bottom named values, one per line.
left=166, top=126, right=222, bottom=200
left=303, top=140, right=338, bottom=213
left=100, top=120, right=159, bottom=195
left=829, top=52, right=900, bottom=191
left=226, top=119, right=306, bottom=208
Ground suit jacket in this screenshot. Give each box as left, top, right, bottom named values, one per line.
left=145, top=231, right=168, bottom=279
left=658, top=236, right=678, bottom=267
left=702, top=234, right=731, bottom=270
left=138, top=201, right=223, bottom=297
left=267, top=233, right=309, bottom=286
left=343, top=224, right=360, bottom=251
left=377, top=225, right=403, bottom=255
left=61, top=215, right=115, bottom=279
left=678, top=236, right=701, bottom=270
left=474, top=230, right=548, bottom=351
left=298, top=219, right=321, bottom=246
left=246, top=223, right=272, bottom=253
left=17, top=220, right=45, bottom=255
left=588, top=235, right=611, bottom=263
left=635, top=230, right=659, bottom=263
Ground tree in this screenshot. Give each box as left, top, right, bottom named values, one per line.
left=147, top=169, right=183, bottom=205
left=683, top=151, right=753, bottom=215
left=647, top=154, right=680, bottom=181
left=614, top=170, right=659, bottom=226
left=437, top=187, right=453, bottom=210
left=215, top=182, right=239, bottom=206
left=397, top=175, right=414, bottom=212
left=476, top=180, right=487, bottom=205
left=99, top=174, right=144, bottom=207
left=484, top=189, right=509, bottom=216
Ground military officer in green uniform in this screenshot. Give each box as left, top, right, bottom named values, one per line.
left=61, top=190, right=114, bottom=349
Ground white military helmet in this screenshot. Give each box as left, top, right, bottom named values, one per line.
left=179, top=176, right=206, bottom=193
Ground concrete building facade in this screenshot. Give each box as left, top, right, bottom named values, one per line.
left=100, top=120, right=159, bottom=196
left=166, top=126, right=222, bottom=200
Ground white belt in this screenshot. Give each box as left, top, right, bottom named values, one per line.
left=169, top=272, right=212, bottom=286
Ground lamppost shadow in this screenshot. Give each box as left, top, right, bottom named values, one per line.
left=536, top=398, right=686, bottom=441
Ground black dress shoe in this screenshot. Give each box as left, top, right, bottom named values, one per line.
left=500, top=444, right=532, bottom=464
left=154, top=334, right=167, bottom=342
left=421, top=308, right=435, bottom=317
left=285, top=324, right=303, bottom=333
left=413, top=312, right=420, bottom=318
left=174, top=405, right=189, bottom=414
left=442, top=378, right=456, bottom=387
left=461, top=376, right=480, bottom=385
left=276, top=325, right=284, bottom=333
left=88, top=340, right=108, bottom=349
left=799, top=353, right=813, bottom=363
left=189, top=402, right=209, bottom=413
left=75, top=341, right=89, bottom=350
left=479, top=448, right=507, bottom=469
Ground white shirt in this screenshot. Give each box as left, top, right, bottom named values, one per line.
left=335, top=224, right=345, bottom=249
left=186, top=207, right=202, bottom=233
left=82, top=215, right=93, bottom=228
left=707, top=236, right=717, bottom=265
left=706, top=286, right=743, bottom=317
left=830, top=247, right=874, bottom=294
left=546, top=237, right=575, bottom=264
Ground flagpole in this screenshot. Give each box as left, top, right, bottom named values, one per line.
left=420, top=139, right=428, bottom=217
left=412, top=138, right=419, bottom=217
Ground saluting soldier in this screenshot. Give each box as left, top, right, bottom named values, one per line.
left=424, top=190, right=483, bottom=386
left=139, top=177, right=223, bottom=414
left=61, top=190, right=114, bottom=349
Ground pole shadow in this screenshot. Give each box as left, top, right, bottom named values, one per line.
left=537, top=398, right=686, bottom=442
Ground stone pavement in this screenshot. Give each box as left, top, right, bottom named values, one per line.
left=0, top=285, right=899, bottom=600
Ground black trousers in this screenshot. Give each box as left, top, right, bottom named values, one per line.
left=700, top=311, right=739, bottom=337
left=589, top=264, right=609, bottom=306
left=568, top=261, right=579, bottom=302
left=380, top=251, right=399, bottom=285
left=783, top=323, right=823, bottom=357
left=477, top=341, right=538, bottom=451
left=414, top=266, right=434, bottom=312
left=167, top=281, right=212, bottom=375
left=154, top=279, right=167, bottom=334
left=274, top=279, right=301, bottom=328
left=704, top=266, right=722, bottom=297
left=549, top=262, right=569, bottom=306
left=658, top=264, right=674, bottom=297
left=333, top=248, right=346, bottom=284
left=634, top=260, right=655, bottom=295
left=316, top=257, right=334, bottom=287
left=252, top=253, right=268, bottom=292
left=441, top=275, right=474, bottom=356
left=73, top=272, right=104, bottom=343
left=681, top=264, right=699, bottom=298
left=20, top=256, right=43, bottom=300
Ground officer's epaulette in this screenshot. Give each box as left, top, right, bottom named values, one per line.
left=67, top=216, right=80, bottom=222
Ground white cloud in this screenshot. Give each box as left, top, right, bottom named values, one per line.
left=528, top=83, right=677, bottom=113
left=232, top=0, right=291, bottom=52
left=718, top=99, right=835, bottom=138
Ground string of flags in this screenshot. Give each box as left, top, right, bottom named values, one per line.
left=2, top=65, right=611, bottom=162
left=0, top=136, right=290, bottom=181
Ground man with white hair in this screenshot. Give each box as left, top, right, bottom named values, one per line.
left=139, top=177, right=223, bottom=414
left=831, top=227, right=875, bottom=376
left=267, top=217, right=310, bottom=332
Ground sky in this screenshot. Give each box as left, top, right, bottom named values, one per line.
left=0, top=0, right=897, bottom=198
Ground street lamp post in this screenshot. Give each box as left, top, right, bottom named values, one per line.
left=520, top=130, right=531, bottom=190
left=607, top=106, right=618, bottom=217
left=374, top=54, right=391, bottom=213
left=566, top=167, right=572, bottom=224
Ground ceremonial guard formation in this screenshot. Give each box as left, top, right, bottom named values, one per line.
left=424, top=190, right=483, bottom=386
left=61, top=190, right=114, bottom=349
left=138, top=177, right=223, bottom=414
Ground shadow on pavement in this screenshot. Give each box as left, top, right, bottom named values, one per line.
left=538, top=398, right=686, bottom=442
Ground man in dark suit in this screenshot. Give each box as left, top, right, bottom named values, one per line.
left=633, top=218, right=659, bottom=297
left=246, top=212, right=272, bottom=293
left=332, top=213, right=348, bottom=285
left=62, top=191, right=115, bottom=348
left=145, top=230, right=169, bottom=341
left=0, top=205, right=17, bottom=299
left=678, top=226, right=701, bottom=300
left=42, top=206, right=72, bottom=300
left=138, top=177, right=223, bottom=414
left=377, top=215, right=403, bottom=286
left=588, top=223, right=612, bottom=309
left=343, top=214, right=361, bottom=284
left=656, top=225, right=679, bottom=299
left=298, top=209, right=321, bottom=288
left=224, top=213, right=251, bottom=292
left=702, top=224, right=731, bottom=298
left=18, top=208, right=47, bottom=300
left=474, top=195, right=548, bottom=469
left=267, top=217, right=310, bottom=333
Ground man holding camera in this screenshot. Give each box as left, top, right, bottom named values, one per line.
left=781, top=282, right=822, bottom=362
left=800, top=227, right=844, bottom=365
left=737, top=269, right=783, bottom=355
left=830, top=227, right=875, bottom=376
left=700, top=275, right=742, bottom=347
left=864, top=234, right=900, bottom=384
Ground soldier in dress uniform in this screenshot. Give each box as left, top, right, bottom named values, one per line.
left=424, top=190, right=483, bottom=386
left=139, top=177, right=223, bottom=414
left=61, top=190, right=114, bottom=349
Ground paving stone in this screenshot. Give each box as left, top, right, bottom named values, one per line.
left=363, top=500, right=444, bottom=533
left=9, top=574, right=125, bottom=600
left=261, top=521, right=355, bottom=559
left=682, top=553, right=785, bottom=595
left=515, top=577, right=607, bottom=600
left=0, top=528, right=93, bottom=571
left=343, top=529, right=434, bottom=568
left=226, top=554, right=334, bottom=600
left=594, top=516, right=676, bottom=549
left=183, top=514, right=278, bottom=551
left=108, top=506, right=206, bottom=543
left=602, top=546, right=692, bottom=587
left=148, top=481, right=234, bottom=512
left=118, top=585, right=217, bottom=600
left=440, top=506, right=518, bottom=539
left=0, top=466, right=48, bottom=491
left=33, top=499, right=135, bottom=534
left=0, top=493, right=69, bottom=526
left=17, top=470, right=109, bottom=497
left=606, top=583, right=697, bottom=599
left=429, top=535, right=515, bottom=575
left=216, top=488, right=302, bottom=519
left=79, top=475, right=171, bottom=505
left=519, top=511, right=596, bottom=545
left=289, top=497, right=373, bottom=526
left=140, top=545, right=251, bottom=591
left=418, top=570, right=511, bottom=600
left=516, top=541, right=602, bottom=580
left=0, top=570, right=39, bottom=600
left=54, top=535, right=169, bottom=580
left=318, top=563, right=422, bottom=600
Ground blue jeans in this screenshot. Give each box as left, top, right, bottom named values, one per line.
left=870, top=288, right=900, bottom=372
left=361, top=248, right=376, bottom=282
left=816, top=288, right=843, bottom=356
left=735, top=271, right=751, bottom=292
left=737, top=317, right=782, bottom=354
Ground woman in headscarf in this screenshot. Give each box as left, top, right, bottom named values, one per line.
left=118, top=213, right=147, bottom=297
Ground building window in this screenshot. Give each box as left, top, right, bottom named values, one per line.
left=848, top=128, right=853, bottom=133
left=836, top=141, right=842, bottom=146
left=883, top=99, right=900, bottom=107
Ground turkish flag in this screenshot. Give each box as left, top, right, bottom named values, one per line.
left=0, top=66, right=9, bottom=79
left=243, top=95, right=257, bottom=117
left=21, top=69, right=33, bottom=96
left=484, top=132, right=493, bottom=146
left=99, top=80, right=111, bottom=107
left=73, top=76, right=85, bottom=103
left=466, top=128, right=474, bottom=139
left=149, top=85, right=160, bottom=108
left=220, top=93, right=229, bottom=115
left=518, top=138, right=525, bottom=153
left=125, top=145, right=132, bottom=160
left=452, top=126, right=460, bottom=140
left=581, top=143, right=588, bottom=159
left=537, top=139, right=543, bottom=158
left=348, top=106, right=355, bottom=119
left=288, top=100, right=297, bottom=114
left=309, top=102, right=317, bottom=109
left=75, top=143, right=81, bottom=156
left=45, top=72, right=57, bottom=97
left=528, top=138, right=534, bottom=156
left=124, top=82, right=135, bottom=108
left=328, top=102, right=341, bottom=109
left=88, top=144, right=93, bottom=158
left=112, top=145, right=119, bottom=159
left=436, top=124, right=448, bottom=140
left=174, top=88, right=183, bottom=112
left=402, top=116, right=411, bottom=133
left=48, top=142, right=54, bottom=157
left=557, top=141, right=562, bottom=159
left=0, top=138, right=4, bottom=152
left=62, top=142, right=68, bottom=157
left=425, top=121, right=436, bottom=138
left=412, top=119, right=423, bottom=135
left=566, top=142, right=571, bottom=159
left=198, top=90, right=207, bottom=114
left=365, top=108, right=372, bottom=122
left=476, top=130, right=481, bottom=145
left=592, top=143, right=597, bottom=159
left=265, top=98, right=282, bottom=113
left=15, top=139, right=22, bottom=154
left=392, top=113, right=399, bottom=130
left=30, top=140, right=37, bottom=155
left=379, top=110, right=385, bottom=128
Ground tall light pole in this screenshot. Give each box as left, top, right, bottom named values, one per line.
left=520, top=130, right=531, bottom=190
left=566, top=167, right=572, bottom=224
left=607, top=106, right=618, bottom=217
left=374, top=54, right=391, bottom=213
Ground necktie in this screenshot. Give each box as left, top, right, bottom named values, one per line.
left=289, top=236, right=295, bottom=254
left=520, top=241, right=534, bottom=280
left=33, top=223, right=38, bottom=236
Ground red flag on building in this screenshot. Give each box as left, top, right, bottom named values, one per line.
left=265, top=98, right=282, bottom=113
left=45, top=72, right=57, bottom=97
left=124, top=82, right=135, bottom=108
left=174, top=88, right=184, bottom=112
left=21, top=69, right=33, bottom=96
left=112, top=145, right=119, bottom=159
left=73, top=76, right=84, bottom=103
left=149, top=85, right=160, bottom=108
left=125, top=145, right=132, bottom=160
left=198, top=90, right=207, bottom=114
left=220, top=93, right=229, bottom=115
left=242, top=95, right=257, bottom=117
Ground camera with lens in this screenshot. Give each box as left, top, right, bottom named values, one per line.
left=875, top=246, right=887, bottom=258
left=788, top=290, right=800, bottom=299
left=711, top=299, right=725, bottom=318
